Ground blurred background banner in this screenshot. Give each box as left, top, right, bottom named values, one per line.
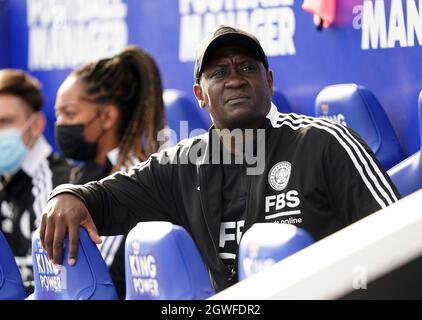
left=1, top=0, right=421, bottom=157
left=0, top=0, right=7, bottom=69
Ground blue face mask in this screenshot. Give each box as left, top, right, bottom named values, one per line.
left=0, top=127, right=28, bottom=176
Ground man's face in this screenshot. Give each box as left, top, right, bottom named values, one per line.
left=194, top=46, right=273, bottom=130
left=0, top=94, right=35, bottom=146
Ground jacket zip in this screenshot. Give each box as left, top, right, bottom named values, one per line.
left=198, top=163, right=235, bottom=289
left=230, top=168, right=253, bottom=281
left=198, top=164, right=218, bottom=253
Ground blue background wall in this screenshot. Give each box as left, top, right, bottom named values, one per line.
left=0, top=0, right=8, bottom=68
left=2, top=0, right=422, bottom=158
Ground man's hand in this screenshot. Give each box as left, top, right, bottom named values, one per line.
left=39, top=193, right=102, bottom=266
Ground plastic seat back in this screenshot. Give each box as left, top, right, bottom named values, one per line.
left=272, top=88, right=293, bottom=114
left=32, top=228, right=117, bottom=300
left=0, top=231, right=26, bottom=300
left=315, top=84, right=403, bottom=170
left=238, top=224, right=313, bottom=280
left=163, top=89, right=210, bottom=146
left=388, top=89, right=422, bottom=196
left=125, top=221, right=214, bottom=300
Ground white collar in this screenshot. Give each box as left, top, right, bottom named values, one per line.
left=265, top=102, right=282, bottom=127
left=21, top=135, right=52, bottom=177
left=106, top=147, right=120, bottom=166
left=106, top=147, right=139, bottom=169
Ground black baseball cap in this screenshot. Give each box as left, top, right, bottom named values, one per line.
left=194, top=25, right=269, bottom=84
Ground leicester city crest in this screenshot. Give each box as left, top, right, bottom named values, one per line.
left=37, top=239, right=44, bottom=253
left=132, top=240, right=140, bottom=255
left=321, top=103, right=329, bottom=115
left=268, top=161, right=292, bottom=191
left=247, top=243, right=260, bottom=259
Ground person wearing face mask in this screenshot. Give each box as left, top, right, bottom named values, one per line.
left=0, top=69, right=73, bottom=294
left=54, top=45, right=166, bottom=299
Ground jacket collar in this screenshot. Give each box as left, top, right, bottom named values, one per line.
left=106, top=147, right=139, bottom=169
left=106, top=147, right=120, bottom=166
left=266, top=102, right=282, bottom=128
left=21, top=135, right=52, bottom=177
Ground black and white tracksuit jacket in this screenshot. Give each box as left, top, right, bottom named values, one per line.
left=50, top=104, right=401, bottom=292
left=0, top=136, right=72, bottom=291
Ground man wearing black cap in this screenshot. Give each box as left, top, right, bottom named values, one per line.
left=193, top=25, right=271, bottom=132
left=39, top=25, right=400, bottom=293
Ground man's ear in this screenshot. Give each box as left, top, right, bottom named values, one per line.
left=193, top=84, right=206, bottom=108
left=25, top=112, right=45, bottom=147
left=267, top=69, right=274, bottom=96
left=100, top=104, right=120, bottom=130
left=32, top=112, right=46, bottom=136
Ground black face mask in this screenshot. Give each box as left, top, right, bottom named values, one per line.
left=55, top=123, right=99, bottom=161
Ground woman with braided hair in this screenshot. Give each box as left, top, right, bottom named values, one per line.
left=54, top=45, right=165, bottom=298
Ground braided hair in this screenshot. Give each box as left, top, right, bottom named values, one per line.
left=73, top=45, right=165, bottom=170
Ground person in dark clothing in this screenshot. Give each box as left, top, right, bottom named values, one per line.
left=0, top=69, right=73, bottom=294
left=53, top=45, right=165, bottom=299
left=40, top=25, right=401, bottom=293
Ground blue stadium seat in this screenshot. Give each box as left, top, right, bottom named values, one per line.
left=0, top=231, right=26, bottom=300
left=31, top=228, right=117, bottom=300
left=315, top=84, right=403, bottom=170
left=272, top=88, right=292, bottom=113
left=238, top=224, right=313, bottom=280
left=163, top=89, right=210, bottom=145
left=388, top=90, right=422, bottom=197
left=125, top=221, right=215, bottom=300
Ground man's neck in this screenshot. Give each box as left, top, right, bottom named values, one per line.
left=217, top=115, right=268, bottom=152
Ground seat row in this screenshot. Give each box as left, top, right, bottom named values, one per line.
left=1, top=222, right=313, bottom=300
